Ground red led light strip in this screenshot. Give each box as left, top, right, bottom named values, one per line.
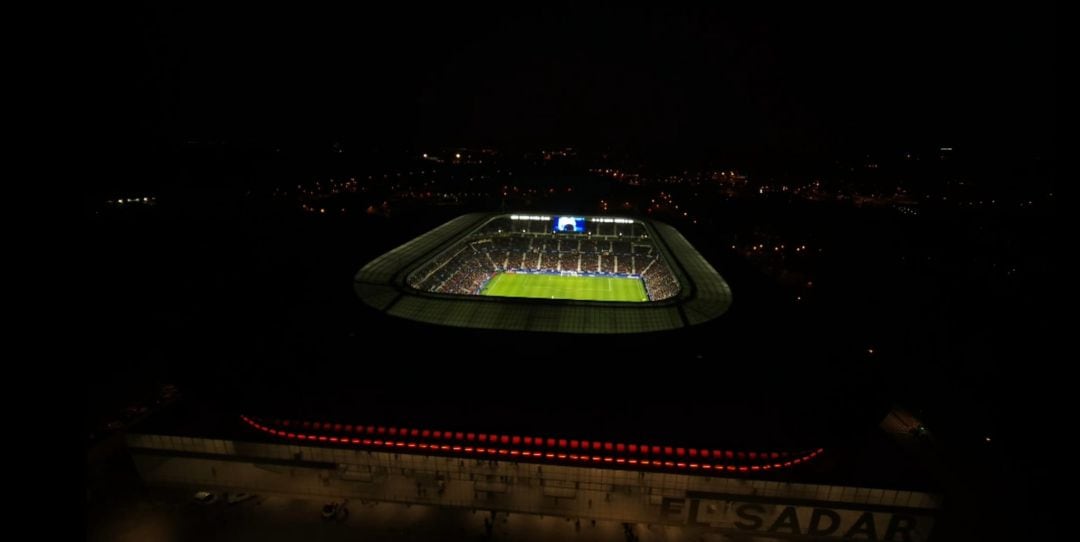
left=239, top=415, right=823, bottom=473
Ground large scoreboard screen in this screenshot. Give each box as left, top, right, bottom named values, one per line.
left=553, top=216, right=586, bottom=233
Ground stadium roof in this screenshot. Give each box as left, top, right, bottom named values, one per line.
left=354, top=213, right=732, bottom=333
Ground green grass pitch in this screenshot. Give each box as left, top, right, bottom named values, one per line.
left=480, top=272, right=649, bottom=302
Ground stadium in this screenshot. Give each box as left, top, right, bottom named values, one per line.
left=355, top=213, right=732, bottom=333
left=123, top=212, right=940, bottom=540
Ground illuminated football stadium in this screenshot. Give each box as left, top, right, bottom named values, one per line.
left=124, top=211, right=941, bottom=540
left=355, top=213, right=732, bottom=333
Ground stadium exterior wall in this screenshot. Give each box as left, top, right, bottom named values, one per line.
left=127, top=431, right=939, bottom=541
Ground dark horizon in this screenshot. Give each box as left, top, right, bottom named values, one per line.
left=107, top=4, right=1055, bottom=167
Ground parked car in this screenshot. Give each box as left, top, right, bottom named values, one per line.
left=193, top=491, right=217, bottom=505
left=227, top=492, right=254, bottom=504
left=321, top=502, right=341, bottom=519
left=321, top=500, right=348, bottom=520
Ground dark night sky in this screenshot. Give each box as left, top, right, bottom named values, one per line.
left=108, top=3, right=1055, bottom=162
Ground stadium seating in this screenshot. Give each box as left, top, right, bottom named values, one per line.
left=407, top=225, right=680, bottom=301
